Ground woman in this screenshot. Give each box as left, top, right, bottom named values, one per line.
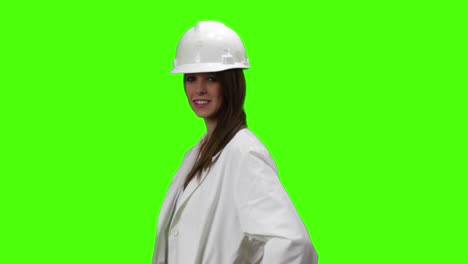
left=153, top=21, right=318, bottom=264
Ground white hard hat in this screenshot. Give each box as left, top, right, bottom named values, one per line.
left=170, top=21, right=250, bottom=74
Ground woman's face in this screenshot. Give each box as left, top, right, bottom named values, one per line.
left=184, top=72, right=223, bottom=121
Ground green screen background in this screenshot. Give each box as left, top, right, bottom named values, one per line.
left=1, top=1, right=466, bottom=263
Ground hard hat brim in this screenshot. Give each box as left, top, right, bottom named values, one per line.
left=170, top=63, right=249, bottom=74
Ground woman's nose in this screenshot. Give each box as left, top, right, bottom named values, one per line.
left=195, top=81, right=207, bottom=94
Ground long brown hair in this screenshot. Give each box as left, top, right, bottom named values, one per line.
left=183, top=69, right=247, bottom=188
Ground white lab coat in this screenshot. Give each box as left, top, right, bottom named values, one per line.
left=152, top=128, right=318, bottom=264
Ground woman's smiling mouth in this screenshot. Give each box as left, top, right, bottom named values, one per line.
left=193, top=100, right=210, bottom=106
left=193, top=99, right=211, bottom=108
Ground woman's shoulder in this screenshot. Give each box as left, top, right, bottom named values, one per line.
left=224, top=128, right=270, bottom=157
left=222, top=128, right=278, bottom=174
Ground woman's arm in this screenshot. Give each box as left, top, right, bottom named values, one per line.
left=234, top=147, right=318, bottom=264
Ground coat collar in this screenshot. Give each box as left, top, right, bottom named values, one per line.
left=153, top=135, right=207, bottom=262
left=153, top=131, right=231, bottom=262
left=158, top=133, right=216, bottom=231
left=171, top=141, right=223, bottom=225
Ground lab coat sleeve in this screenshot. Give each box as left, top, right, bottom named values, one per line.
left=234, top=147, right=318, bottom=264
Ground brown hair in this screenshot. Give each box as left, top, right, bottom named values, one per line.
left=183, top=69, right=247, bottom=188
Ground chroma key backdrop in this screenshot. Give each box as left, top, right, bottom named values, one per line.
left=0, top=1, right=465, bottom=264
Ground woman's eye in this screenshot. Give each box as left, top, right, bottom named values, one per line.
left=207, top=76, right=217, bottom=82
left=186, top=76, right=195, bottom=82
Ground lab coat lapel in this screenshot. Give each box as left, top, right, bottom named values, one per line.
left=154, top=135, right=209, bottom=263
left=172, top=167, right=207, bottom=218
left=157, top=183, right=183, bottom=232
left=153, top=165, right=188, bottom=263
left=153, top=186, right=181, bottom=263
left=157, top=150, right=197, bottom=232
left=172, top=150, right=222, bottom=223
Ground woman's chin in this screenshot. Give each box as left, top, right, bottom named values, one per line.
left=193, top=111, right=212, bottom=119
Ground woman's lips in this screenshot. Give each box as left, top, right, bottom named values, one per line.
left=193, top=99, right=210, bottom=108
